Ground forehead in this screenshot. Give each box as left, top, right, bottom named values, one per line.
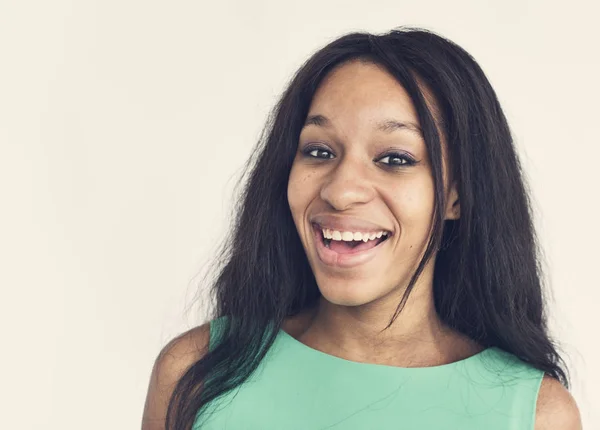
left=307, top=61, right=419, bottom=127
left=304, top=61, right=444, bottom=146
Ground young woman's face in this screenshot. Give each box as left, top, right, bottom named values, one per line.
left=287, top=61, right=459, bottom=308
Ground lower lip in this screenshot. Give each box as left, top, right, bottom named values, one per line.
left=311, top=224, right=390, bottom=269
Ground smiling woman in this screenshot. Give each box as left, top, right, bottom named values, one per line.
left=142, top=27, right=581, bottom=430
left=289, top=61, right=450, bottom=293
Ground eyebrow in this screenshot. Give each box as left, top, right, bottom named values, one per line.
left=303, top=114, right=422, bottom=136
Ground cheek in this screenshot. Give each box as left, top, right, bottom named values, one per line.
left=389, top=178, right=435, bottom=229
left=287, top=165, right=314, bottom=220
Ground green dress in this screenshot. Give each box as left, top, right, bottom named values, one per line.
left=193, top=315, right=544, bottom=429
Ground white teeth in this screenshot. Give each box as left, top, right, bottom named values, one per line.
left=341, top=231, right=354, bottom=241
left=321, top=227, right=389, bottom=242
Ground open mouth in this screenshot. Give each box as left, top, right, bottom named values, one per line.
left=312, top=223, right=391, bottom=255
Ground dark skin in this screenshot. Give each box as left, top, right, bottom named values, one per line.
left=281, top=297, right=482, bottom=368
left=280, top=306, right=581, bottom=430
left=283, top=60, right=581, bottom=429
left=141, top=311, right=581, bottom=430
left=286, top=60, right=476, bottom=368
left=141, top=60, right=582, bottom=430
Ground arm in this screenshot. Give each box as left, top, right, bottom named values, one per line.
left=141, top=323, right=211, bottom=430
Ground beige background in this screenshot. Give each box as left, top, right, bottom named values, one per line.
left=1, top=1, right=597, bottom=429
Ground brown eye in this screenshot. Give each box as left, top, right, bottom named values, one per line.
left=303, top=146, right=334, bottom=159
left=378, top=153, right=417, bottom=167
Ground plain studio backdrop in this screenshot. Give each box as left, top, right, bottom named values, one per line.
left=1, top=1, right=598, bottom=429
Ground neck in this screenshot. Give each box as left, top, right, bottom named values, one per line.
left=295, top=283, right=479, bottom=367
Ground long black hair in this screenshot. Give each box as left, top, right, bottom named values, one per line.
left=166, top=27, right=570, bottom=429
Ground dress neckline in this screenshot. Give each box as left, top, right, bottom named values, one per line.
left=278, top=327, right=494, bottom=372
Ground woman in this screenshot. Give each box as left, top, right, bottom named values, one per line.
left=142, top=27, right=581, bottom=429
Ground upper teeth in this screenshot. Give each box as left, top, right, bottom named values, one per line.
left=322, top=228, right=389, bottom=243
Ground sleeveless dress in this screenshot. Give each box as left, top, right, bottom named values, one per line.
left=193, top=315, right=544, bottom=430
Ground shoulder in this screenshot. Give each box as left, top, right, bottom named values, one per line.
left=141, top=321, right=213, bottom=429
left=154, top=322, right=213, bottom=379
left=535, top=375, right=582, bottom=430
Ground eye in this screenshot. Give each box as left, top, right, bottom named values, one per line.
left=378, top=152, right=417, bottom=167
left=302, top=145, right=334, bottom=159
left=301, top=145, right=418, bottom=168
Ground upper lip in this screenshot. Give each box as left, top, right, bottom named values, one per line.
left=311, top=214, right=393, bottom=235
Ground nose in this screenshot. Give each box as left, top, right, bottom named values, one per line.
left=319, top=155, right=376, bottom=211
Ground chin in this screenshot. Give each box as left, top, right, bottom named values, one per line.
left=315, top=277, right=388, bottom=308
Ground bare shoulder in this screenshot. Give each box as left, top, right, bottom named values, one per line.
left=141, top=321, right=213, bottom=430
left=154, top=322, right=212, bottom=379
left=535, top=375, right=582, bottom=430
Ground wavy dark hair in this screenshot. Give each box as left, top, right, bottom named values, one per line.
left=166, top=27, right=570, bottom=429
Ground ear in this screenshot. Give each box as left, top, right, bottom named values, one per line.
left=444, top=182, right=460, bottom=220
